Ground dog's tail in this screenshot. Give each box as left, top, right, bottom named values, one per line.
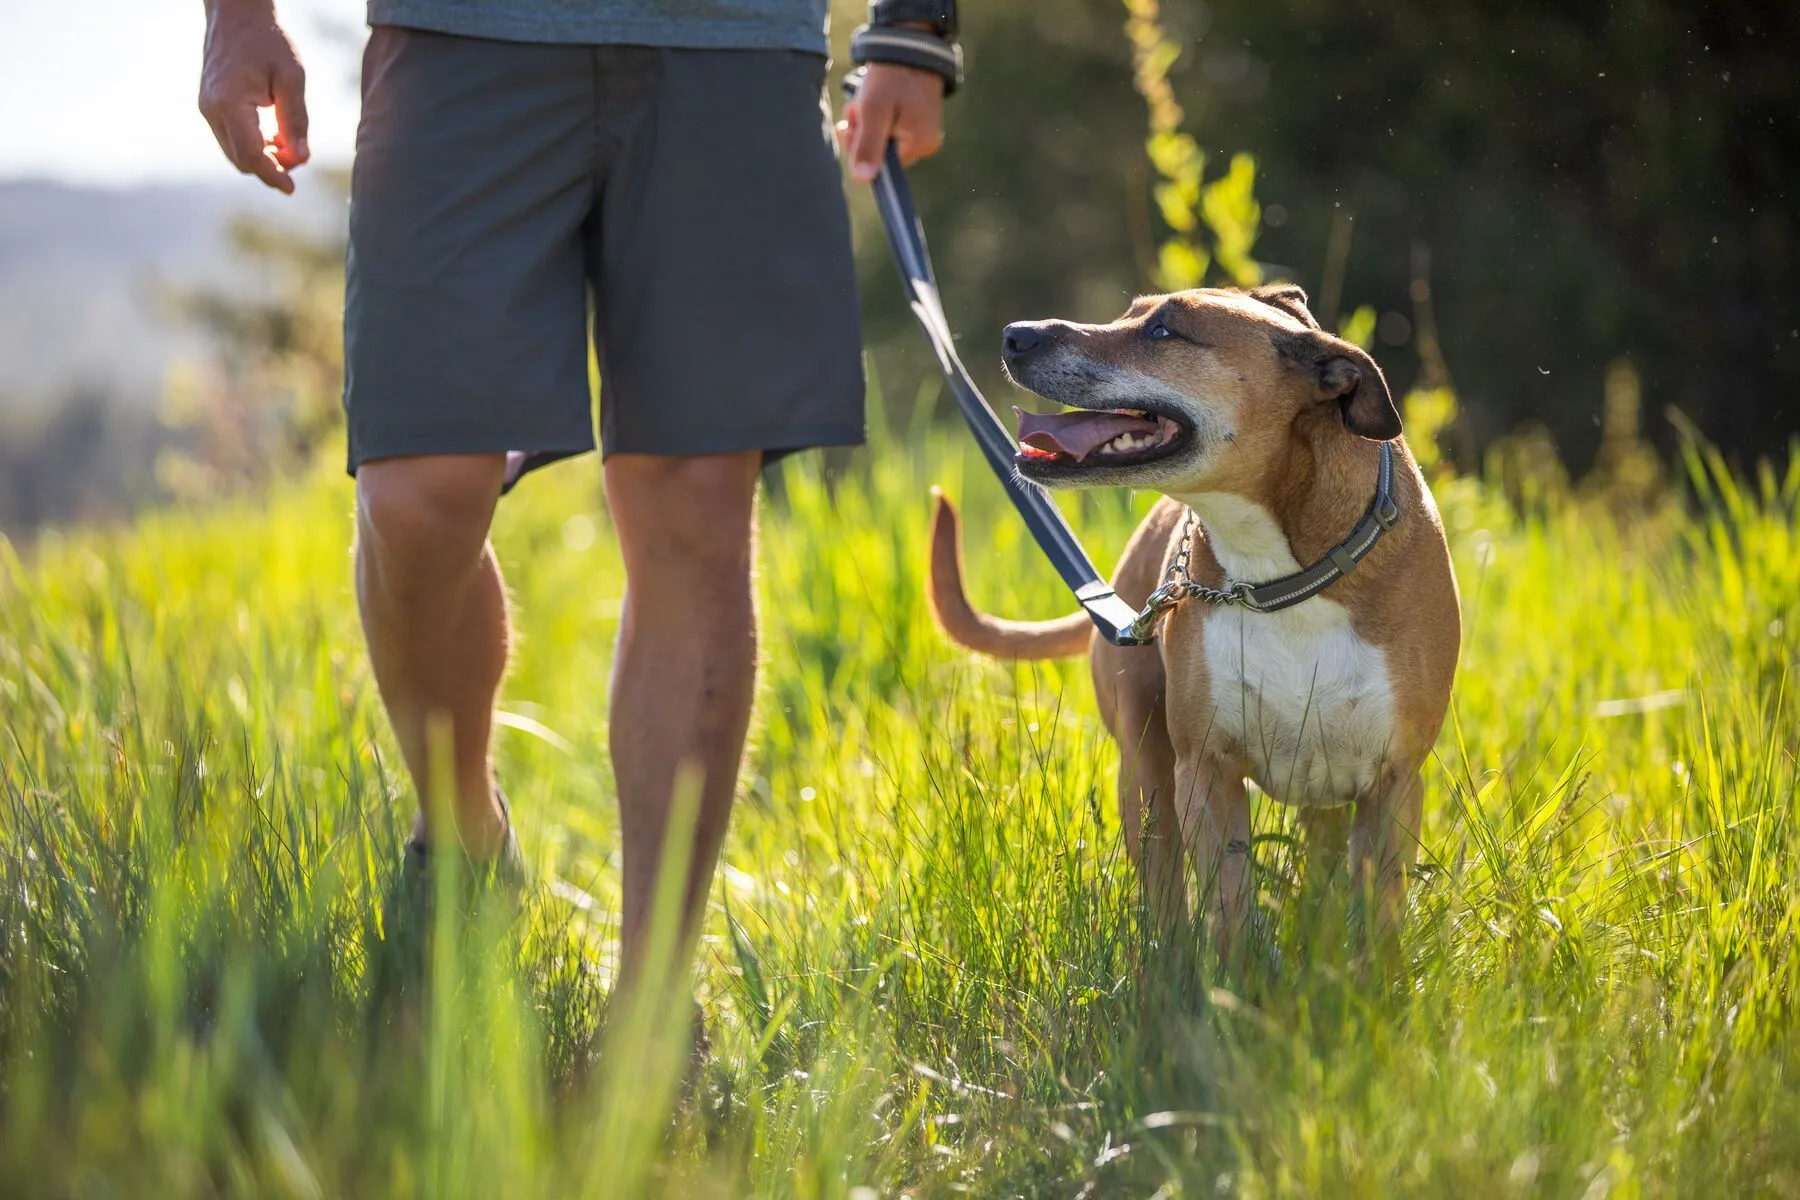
left=928, top=489, right=1094, bottom=659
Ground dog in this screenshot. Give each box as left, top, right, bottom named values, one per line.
left=929, top=284, right=1460, bottom=948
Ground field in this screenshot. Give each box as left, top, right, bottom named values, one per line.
left=4, top=417, right=1800, bottom=1197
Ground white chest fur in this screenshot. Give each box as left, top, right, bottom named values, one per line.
left=1175, top=492, right=1397, bottom=806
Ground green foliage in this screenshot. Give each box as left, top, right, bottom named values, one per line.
left=5, top=429, right=1800, bottom=1194
left=1337, top=304, right=1377, bottom=352
left=1402, top=385, right=1458, bottom=475
left=1122, top=0, right=1262, bottom=289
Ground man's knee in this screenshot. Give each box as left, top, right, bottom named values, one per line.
left=609, top=452, right=760, bottom=571
left=356, top=454, right=505, bottom=589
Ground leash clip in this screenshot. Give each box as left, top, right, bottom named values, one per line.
left=1127, top=583, right=1185, bottom=643
left=1123, top=510, right=1259, bottom=642
left=1128, top=573, right=1250, bottom=642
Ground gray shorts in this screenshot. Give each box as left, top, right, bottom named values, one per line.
left=343, top=27, right=865, bottom=483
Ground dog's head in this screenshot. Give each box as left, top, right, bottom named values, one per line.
left=1003, top=284, right=1400, bottom=494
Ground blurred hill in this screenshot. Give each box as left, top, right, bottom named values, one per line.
left=0, top=179, right=343, bottom=414
left=0, top=179, right=343, bottom=532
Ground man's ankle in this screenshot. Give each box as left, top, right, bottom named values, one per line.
left=455, top=801, right=511, bottom=860
left=410, top=785, right=511, bottom=860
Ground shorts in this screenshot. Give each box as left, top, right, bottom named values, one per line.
left=343, top=27, right=866, bottom=485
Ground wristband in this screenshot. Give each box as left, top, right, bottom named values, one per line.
left=849, top=25, right=962, bottom=96
left=869, top=0, right=957, bottom=41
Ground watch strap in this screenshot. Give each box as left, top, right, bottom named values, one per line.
left=869, top=0, right=957, bottom=40
left=849, top=26, right=962, bottom=95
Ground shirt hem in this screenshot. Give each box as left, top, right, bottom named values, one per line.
left=366, top=5, right=829, bottom=53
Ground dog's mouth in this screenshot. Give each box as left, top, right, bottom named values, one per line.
left=1013, top=405, right=1191, bottom=468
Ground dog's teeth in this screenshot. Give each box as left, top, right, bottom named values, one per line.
left=1101, top=431, right=1154, bottom=455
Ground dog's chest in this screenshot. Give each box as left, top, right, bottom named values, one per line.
left=1198, top=604, right=1395, bottom=804
left=1173, top=494, right=1398, bottom=805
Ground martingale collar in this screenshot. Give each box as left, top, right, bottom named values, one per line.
left=1129, top=441, right=1401, bottom=639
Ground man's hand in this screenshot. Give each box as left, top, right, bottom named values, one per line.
left=198, top=0, right=309, bottom=193
left=838, top=62, right=946, bottom=183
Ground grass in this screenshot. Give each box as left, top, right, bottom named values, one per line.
left=3, top=415, right=1800, bottom=1197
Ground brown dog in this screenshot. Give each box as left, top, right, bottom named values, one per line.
left=929, top=284, right=1460, bottom=947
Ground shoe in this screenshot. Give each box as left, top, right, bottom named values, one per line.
left=399, top=786, right=530, bottom=897
left=381, top=786, right=529, bottom=953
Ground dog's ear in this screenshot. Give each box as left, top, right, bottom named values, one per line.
left=1274, top=330, right=1402, bottom=441
left=1249, top=283, right=1320, bottom=329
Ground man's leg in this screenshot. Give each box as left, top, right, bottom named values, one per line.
left=586, top=48, right=861, bottom=988
left=355, top=453, right=511, bottom=857
left=604, top=450, right=761, bottom=986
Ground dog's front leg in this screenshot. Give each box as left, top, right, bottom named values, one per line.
left=1114, top=705, right=1187, bottom=938
left=1350, top=769, right=1424, bottom=936
left=1173, top=755, right=1250, bottom=959
left=1297, top=804, right=1353, bottom=879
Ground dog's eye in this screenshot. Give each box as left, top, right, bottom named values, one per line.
left=1145, top=318, right=1174, bottom=341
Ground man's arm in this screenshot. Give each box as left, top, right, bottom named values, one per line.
left=198, top=0, right=310, bottom=193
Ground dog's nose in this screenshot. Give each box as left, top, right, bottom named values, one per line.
left=1002, top=321, right=1056, bottom=360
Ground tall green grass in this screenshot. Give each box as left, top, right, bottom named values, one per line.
left=3, top=425, right=1799, bottom=1196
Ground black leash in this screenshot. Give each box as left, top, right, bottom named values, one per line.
left=862, top=118, right=1404, bottom=644
left=866, top=141, right=1151, bottom=646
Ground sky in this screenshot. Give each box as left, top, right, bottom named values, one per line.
left=0, top=0, right=367, bottom=186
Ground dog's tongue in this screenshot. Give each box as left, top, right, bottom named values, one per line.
left=1015, top=407, right=1159, bottom=461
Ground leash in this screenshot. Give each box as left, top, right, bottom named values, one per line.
left=861, top=116, right=1403, bottom=645
left=864, top=137, right=1150, bottom=646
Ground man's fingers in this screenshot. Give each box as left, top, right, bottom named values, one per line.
left=844, top=65, right=947, bottom=180
left=202, top=111, right=235, bottom=163
left=892, top=107, right=945, bottom=167
left=848, top=94, right=897, bottom=183
left=250, top=150, right=296, bottom=194
left=218, top=104, right=294, bottom=194
left=216, top=107, right=262, bottom=171
left=834, top=102, right=860, bottom=155
left=271, top=62, right=310, bottom=168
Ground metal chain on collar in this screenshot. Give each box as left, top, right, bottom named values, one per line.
left=1122, top=442, right=1401, bottom=643
left=1125, top=510, right=1249, bottom=643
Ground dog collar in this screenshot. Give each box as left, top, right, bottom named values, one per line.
left=1128, top=441, right=1400, bottom=639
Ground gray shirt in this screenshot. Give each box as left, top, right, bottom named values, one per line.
left=368, top=0, right=832, bottom=54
